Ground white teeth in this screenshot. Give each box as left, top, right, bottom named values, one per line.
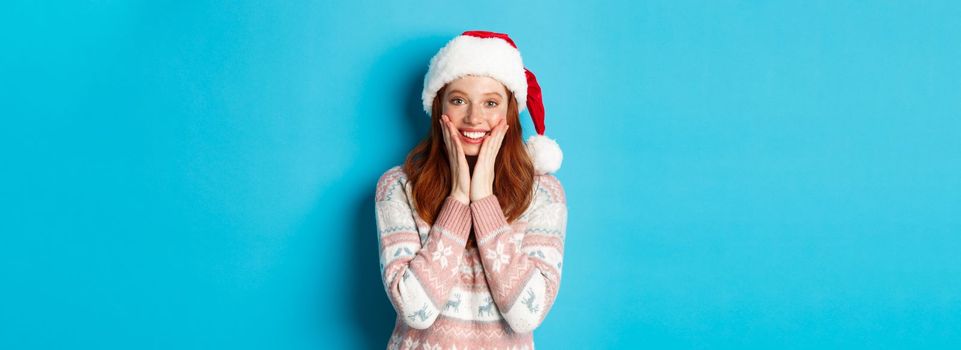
left=461, top=131, right=487, bottom=139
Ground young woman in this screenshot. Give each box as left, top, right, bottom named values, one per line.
left=374, top=31, right=567, bottom=350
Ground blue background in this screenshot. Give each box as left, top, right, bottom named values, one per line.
left=2, top=1, right=960, bottom=349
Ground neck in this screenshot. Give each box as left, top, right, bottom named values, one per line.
left=466, top=155, right=478, bottom=175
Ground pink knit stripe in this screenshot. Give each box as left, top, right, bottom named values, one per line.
left=383, top=258, right=408, bottom=274
left=490, top=259, right=537, bottom=306
left=434, top=196, right=472, bottom=238
left=408, top=258, right=450, bottom=307
left=375, top=166, right=405, bottom=201
left=379, top=232, right=420, bottom=248
left=469, top=195, right=510, bottom=241
left=522, top=234, right=563, bottom=249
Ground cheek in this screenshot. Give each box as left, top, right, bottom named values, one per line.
left=481, top=108, right=506, bottom=121
left=442, top=107, right=465, bottom=121
left=492, top=105, right=508, bottom=119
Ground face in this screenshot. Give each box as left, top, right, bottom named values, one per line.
left=441, top=75, right=510, bottom=156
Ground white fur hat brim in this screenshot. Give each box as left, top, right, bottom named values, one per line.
left=422, top=35, right=528, bottom=116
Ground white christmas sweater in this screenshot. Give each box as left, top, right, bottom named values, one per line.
left=374, top=165, right=568, bottom=350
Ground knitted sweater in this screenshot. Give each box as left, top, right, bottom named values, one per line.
left=375, top=165, right=568, bottom=350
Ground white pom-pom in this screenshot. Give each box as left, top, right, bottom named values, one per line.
left=525, top=134, right=563, bottom=175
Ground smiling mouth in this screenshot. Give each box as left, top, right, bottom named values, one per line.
left=460, top=130, right=490, bottom=140
left=457, top=129, right=490, bottom=145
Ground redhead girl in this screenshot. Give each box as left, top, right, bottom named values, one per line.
left=375, top=30, right=566, bottom=350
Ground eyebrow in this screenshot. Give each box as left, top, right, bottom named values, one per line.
left=447, top=89, right=504, bottom=99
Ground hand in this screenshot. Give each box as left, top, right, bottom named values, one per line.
left=440, top=114, right=471, bottom=204
left=470, top=118, right=508, bottom=201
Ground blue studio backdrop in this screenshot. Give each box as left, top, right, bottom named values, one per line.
left=2, top=1, right=960, bottom=349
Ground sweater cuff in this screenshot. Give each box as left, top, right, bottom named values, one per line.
left=470, top=194, right=510, bottom=242
left=435, top=196, right=472, bottom=240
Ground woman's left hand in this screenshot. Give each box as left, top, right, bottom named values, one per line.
left=470, top=119, right=509, bottom=202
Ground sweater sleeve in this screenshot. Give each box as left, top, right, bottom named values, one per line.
left=374, top=167, right=472, bottom=330
left=470, top=175, right=568, bottom=334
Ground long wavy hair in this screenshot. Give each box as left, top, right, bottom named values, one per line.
left=403, top=84, right=536, bottom=225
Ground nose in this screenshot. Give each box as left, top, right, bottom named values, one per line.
left=464, top=103, right=484, bottom=125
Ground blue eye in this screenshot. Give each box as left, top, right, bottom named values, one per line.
left=450, top=98, right=464, bottom=105
left=486, top=101, right=498, bottom=107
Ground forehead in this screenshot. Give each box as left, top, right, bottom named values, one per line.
left=445, top=75, right=507, bottom=96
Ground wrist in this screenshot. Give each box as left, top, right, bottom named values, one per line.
left=470, top=188, right=492, bottom=202
left=450, top=192, right=469, bottom=204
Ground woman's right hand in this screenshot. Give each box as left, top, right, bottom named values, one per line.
left=441, top=114, right=471, bottom=204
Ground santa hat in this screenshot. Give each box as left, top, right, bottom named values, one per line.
left=422, top=30, right=562, bottom=175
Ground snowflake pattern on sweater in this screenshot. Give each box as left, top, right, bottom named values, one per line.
left=375, top=165, right=567, bottom=350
